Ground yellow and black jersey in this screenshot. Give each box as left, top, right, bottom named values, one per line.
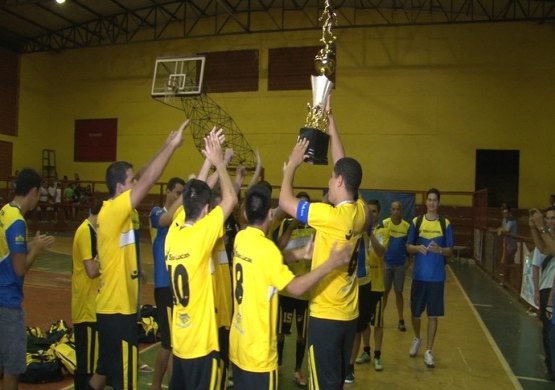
left=166, top=206, right=225, bottom=359
left=296, top=198, right=366, bottom=321
left=96, top=190, right=138, bottom=315
left=367, top=226, right=390, bottom=292
left=212, top=237, right=232, bottom=329
left=72, top=218, right=99, bottom=324
left=230, top=227, right=296, bottom=372
left=277, top=218, right=314, bottom=300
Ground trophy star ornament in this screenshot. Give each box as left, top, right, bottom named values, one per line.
left=299, top=0, right=337, bottom=165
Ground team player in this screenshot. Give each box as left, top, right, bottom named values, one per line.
left=0, top=168, right=55, bottom=390
left=276, top=192, right=315, bottom=386
left=230, top=184, right=353, bottom=390
left=349, top=200, right=389, bottom=380
left=382, top=201, right=411, bottom=332
left=279, top=104, right=367, bottom=388
left=165, top=131, right=237, bottom=390
left=89, top=120, right=187, bottom=390
left=406, top=188, right=454, bottom=368
left=72, top=201, right=102, bottom=390
left=149, top=177, right=185, bottom=390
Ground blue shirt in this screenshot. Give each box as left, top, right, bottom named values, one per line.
left=150, top=207, right=170, bottom=288
left=407, top=216, right=454, bottom=282
left=0, top=203, right=28, bottom=308
left=383, top=218, right=410, bottom=267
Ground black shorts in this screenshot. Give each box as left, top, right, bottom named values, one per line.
left=154, top=287, right=173, bottom=350
left=368, top=291, right=384, bottom=327
left=171, top=351, right=222, bottom=390
left=410, top=280, right=445, bottom=318
left=96, top=313, right=138, bottom=390
left=357, top=283, right=372, bottom=332
left=307, top=317, right=357, bottom=389
left=231, top=363, right=278, bottom=390
left=73, top=322, right=98, bottom=375
left=277, top=295, right=308, bottom=337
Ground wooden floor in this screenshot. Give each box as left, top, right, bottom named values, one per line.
left=20, top=235, right=520, bottom=389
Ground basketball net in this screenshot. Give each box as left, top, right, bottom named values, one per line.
left=164, top=78, right=179, bottom=103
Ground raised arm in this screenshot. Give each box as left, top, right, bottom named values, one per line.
left=247, top=150, right=262, bottom=189
left=202, top=132, right=237, bottom=219
left=130, top=120, right=187, bottom=209
left=326, top=97, right=345, bottom=164
left=279, top=138, right=309, bottom=218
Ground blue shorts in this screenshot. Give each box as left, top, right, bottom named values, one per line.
left=410, top=280, right=444, bottom=318
left=0, top=307, right=26, bottom=375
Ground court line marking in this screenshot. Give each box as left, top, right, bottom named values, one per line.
left=515, top=376, right=550, bottom=383
left=448, top=266, right=523, bottom=390
left=60, top=342, right=162, bottom=390
left=473, top=303, right=493, bottom=307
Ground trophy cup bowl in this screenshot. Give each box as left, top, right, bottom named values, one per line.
left=298, top=75, right=334, bottom=165
left=299, top=126, right=330, bottom=165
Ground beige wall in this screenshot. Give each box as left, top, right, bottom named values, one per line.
left=10, top=21, right=555, bottom=207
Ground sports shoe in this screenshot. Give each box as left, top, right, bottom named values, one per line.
left=294, top=370, right=307, bottom=387
left=424, top=350, right=435, bottom=368
left=138, top=363, right=153, bottom=373
left=374, top=357, right=383, bottom=371
left=344, top=371, right=355, bottom=384
left=355, top=351, right=371, bottom=364
left=409, top=337, right=422, bottom=357
left=398, top=320, right=406, bottom=332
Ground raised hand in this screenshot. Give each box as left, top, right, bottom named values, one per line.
left=208, top=126, right=225, bottom=145
left=224, top=148, right=234, bottom=165
left=202, top=131, right=224, bottom=167
left=285, top=137, right=309, bottom=170
left=166, top=119, right=189, bottom=149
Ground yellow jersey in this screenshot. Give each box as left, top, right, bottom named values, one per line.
left=367, top=226, right=390, bottom=292
left=212, top=237, right=232, bottom=329
left=277, top=219, right=314, bottom=300
left=230, top=227, right=296, bottom=372
left=166, top=206, right=225, bottom=359
left=96, top=190, right=139, bottom=315
left=71, top=218, right=99, bottom=323
left=298, top=198, right=366, bottom=321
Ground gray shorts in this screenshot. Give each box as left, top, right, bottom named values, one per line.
left=384, top=265, right=406, bottom=293
left=0, top=307, right=26, bottom=375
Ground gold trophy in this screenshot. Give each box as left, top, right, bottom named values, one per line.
left=299, top=0, right=336, bottom=165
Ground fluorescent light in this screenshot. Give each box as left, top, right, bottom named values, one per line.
left=56, top=0, right=66, bottom=4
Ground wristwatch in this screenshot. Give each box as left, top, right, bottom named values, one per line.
left=541, top=225, right=550, bottom=234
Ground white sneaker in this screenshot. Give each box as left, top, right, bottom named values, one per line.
left=409, top=337, right=422, bottom=357
left=424, top=349, right=435, bottom=368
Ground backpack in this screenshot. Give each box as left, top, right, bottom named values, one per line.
left=137, top=316, right=159, bottom=343
left=52, top=341, right=77, bottom=375
left=19, top=348, right=64, bottom=384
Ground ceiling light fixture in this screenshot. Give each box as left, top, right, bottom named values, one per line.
left=55, top=0, right=66, bottom=4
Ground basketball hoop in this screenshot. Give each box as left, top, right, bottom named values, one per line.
left=163, top=73, right=187, bottom=103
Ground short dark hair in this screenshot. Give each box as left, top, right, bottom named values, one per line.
left=546, top=206, right=555, bottom=213
left=258, top=180, right=273, bottom=195
left=106, top=161, right=133, bottom=197
left=14, top=168, right=42, bottom=196
left=167, top=177, right=185, bottom=191
left=183, top=179, right=212, bottom=221
left=245, top=184, right=271, bottom=225
left=334, top=157, right=362, bottom=197
left=296, top=191, right=310, bottom=201
left=426, top=188, right=441, bottom=202
left=367, top=199, right=381, bottom=213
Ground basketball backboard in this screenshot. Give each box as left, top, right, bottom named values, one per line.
left=151, top=56, right=205, bottom=98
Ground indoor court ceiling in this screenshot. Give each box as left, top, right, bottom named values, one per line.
left=0, top=0, right=554, bottom=53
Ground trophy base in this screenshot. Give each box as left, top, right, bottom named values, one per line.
left=299, top=127, right=330, bottom=165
